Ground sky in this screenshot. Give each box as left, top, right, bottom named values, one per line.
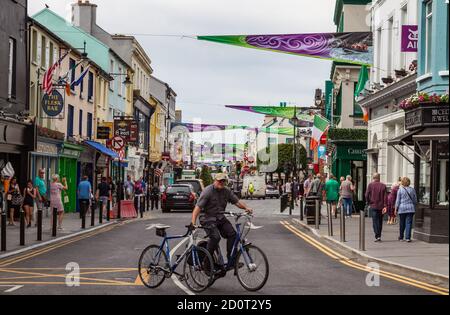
left=28, top=0, right=336, bottom=143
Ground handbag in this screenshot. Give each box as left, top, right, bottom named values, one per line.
left=63, top=191, right=69, bottom=204
left=11, top=192, right=23, bottom=206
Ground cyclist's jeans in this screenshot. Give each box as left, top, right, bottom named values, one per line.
left=204, top=218, right=237, bottom=263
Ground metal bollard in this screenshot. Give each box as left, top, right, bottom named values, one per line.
left=81, top=202, right=86, bottom=229
left=20, top=209, right=25, bottom=246
left=140, top=196, right=144, bottom=218
left=327, top=203, right=333, bottom=237
left=289, top=193, right=293, bottom=215
left=1, top=209, right=6, bottom=251
left=99, top=200, right=103, bottom=224
left=359, top=210, right=366, bottom=251
left=106, top=200, right=110, bottom=222
left=52, top=207, right=57, bottom=237
left=340, top=205, right=346, bottom=242
left=300, top=196, right=304, bottom=221
left=91, top=201, right=95, bottom=227
left=37, top=209, right=43, bottom=241
left=315, top=199, right=320, bottom=229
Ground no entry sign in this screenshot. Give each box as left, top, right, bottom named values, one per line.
left=112, top=136, right=125, bottom=151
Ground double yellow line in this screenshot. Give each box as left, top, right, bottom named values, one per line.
left=0, top=224, right=117, bottom=268
left=280, top=220, right=449, bottom=295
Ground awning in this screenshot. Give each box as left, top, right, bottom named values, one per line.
left=412, top=128, right=449, bottom=141
left=387, top=129, right=422, bottom=146
left=84, top=140, right=118, bottom=159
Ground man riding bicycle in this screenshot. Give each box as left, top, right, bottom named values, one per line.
left=190, top=173, right=253, bottom=272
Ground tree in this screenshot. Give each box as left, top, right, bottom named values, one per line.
left=200, top=165, right=213, bottom=186
left=257, top=143, right=307, bottom=179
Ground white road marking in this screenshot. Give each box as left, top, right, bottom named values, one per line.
left=169, top=237, right=195, bottom=295
left=0, top=285, right=24, bottom=293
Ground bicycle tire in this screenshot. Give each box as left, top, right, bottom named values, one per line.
left=138, top=244, right=168, bottom=289
left=235, top=244, right=269, bottom=292
left=183, top=246, right=214, bottom=293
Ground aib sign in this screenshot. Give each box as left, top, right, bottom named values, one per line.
left=42, top=90, right=64, bottom=117
left=401, top=25, right=418, bottom=52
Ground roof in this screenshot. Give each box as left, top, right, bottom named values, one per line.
left=32, top=8, right=110, bottom=73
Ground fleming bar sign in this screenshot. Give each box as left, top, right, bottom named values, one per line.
left=405, top=105, right=449, bottom=130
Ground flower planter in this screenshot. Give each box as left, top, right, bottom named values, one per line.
left=404, top=102, right=449, bottom=131
left=382, top=77, right=394, bottom=84
left=395, top=69, right=407, bottom=77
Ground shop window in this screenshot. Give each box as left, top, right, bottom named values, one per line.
left=435, top=141, right=449, bottom=207
left=418, top=142, right=431, bottom=206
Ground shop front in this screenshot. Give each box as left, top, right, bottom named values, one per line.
left=59, top=142, right=83, bottom=213
left=330, top=140, right=367, bottom=211
left=389, top=104, right=449, bottom=243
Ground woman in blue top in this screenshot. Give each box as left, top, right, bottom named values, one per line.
left=395, top=177, right=417, bottom=242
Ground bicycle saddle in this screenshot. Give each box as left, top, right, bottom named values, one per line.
left=155, top=225, right=171, bottom=230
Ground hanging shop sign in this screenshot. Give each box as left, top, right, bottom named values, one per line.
left=96, top=122, right=113, bottom=140
left=42, top=90, right=64, bottom=118
left=405, top=104, right=449, bottom=130
left=114, top=117, right=139, bottom=143
left=401, top=25, right=418, bottom=52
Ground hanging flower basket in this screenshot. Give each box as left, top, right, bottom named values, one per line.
left=399, top=92, right=449, bottom=111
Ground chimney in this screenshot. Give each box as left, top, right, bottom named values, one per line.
left=71, top=0, right=97, bottom=34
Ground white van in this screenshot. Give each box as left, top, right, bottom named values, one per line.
left=241, top=174, right=267, bottom=200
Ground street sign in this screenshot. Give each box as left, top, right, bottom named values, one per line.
left=114, top=117, right=139, bottom=143
left=97, top=122, right=113, bottom=140
left=112, top=136, right=125, bottom=151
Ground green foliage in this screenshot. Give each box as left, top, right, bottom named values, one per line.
left=328, top=128, right=368, bottom=141
left=200, top=165, right=213, bottom=186
left=257, top=143, right=307, bottom=175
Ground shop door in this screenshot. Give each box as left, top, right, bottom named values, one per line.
left=59, top=157, right=78, bottom=213
left=351, top=160, right=366, bottom=212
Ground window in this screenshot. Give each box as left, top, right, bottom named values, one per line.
left=118, top=66, right=123, bottom=96
left=418, top=141, right=431, bottom=205
left=87, top=113, right=93, bottom=140
left=400, top=4, right=408, bottom=69
left=88, top=71, right=94, bottom=102
left=41, top=36, right=46, bottom=68
left=67, top=105, right=74, bottom=138
left=79, top=109, right=83, bottom=136
left=435, top=141, right=449, bottom=206
left=376, top=28, right=382, bottom=82
left=32, top=29, right=38, bottom=63
left=79, top=66, right=84, bottom=98
left=48, top=42, right=53, bottom=67
left=425, top=1, right=433, bottom=73
left=8, top=38, right=16, bottom=99
left=387, top=17, right=394, bottom=77
left=69, top=58, right=76, bottom=89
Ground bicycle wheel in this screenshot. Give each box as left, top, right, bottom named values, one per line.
left=235, top=244, right=269, bottom=291
left=138, top=245, right=168, bottom=289
left=183, top=245, right=214, bottom=293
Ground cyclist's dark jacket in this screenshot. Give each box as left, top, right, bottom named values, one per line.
left=196, top=184, right=239, bottom=223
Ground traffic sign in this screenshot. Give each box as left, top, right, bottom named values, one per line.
left=112, top=136, right=125, bottom=151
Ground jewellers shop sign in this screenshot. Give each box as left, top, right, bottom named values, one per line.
left=114, top=117, right=139, bottom=143
left=405, top=104, right=449, bottom=130
left=42, top=90, right=64, bottom=118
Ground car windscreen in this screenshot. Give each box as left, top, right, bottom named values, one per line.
left=166, top=186, right=191, bottom=194
left=178, top=181, right=201, bottom=192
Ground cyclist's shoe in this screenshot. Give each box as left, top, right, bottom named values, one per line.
left=213, top=267, right=227, bottom=279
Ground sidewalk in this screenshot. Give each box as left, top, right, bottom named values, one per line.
left=292, top=204, right=449, bottom=279
left=0, top=212, right=118, bottom=258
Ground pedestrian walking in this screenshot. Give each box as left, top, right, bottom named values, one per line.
left=150, top=184, right=160, bottom=210
left=50, top=175, right=68, bottom=230
left=365, top=173, right=388, bottom=242
left=248, top=182, right=255, bottom=199
left=124, top=175, right=134, bottom=200
left=96, top=177, right=111, bottom=218
left=134, top=178, right=144, bottom=212
left=303, top=174, right=313, bottom=197
left=34, top=168, right=48, bottom=224
left=6, top=177, right=22, bottom=226
left=61, top=176, right=70, bottom=212
left=285, top=178, right=293, bottom=203
left=395, top=177, right=417, bottom=242
left=309, top=174, right=324, bottom=200
left=22, top=180, right=36, bottom=228
left=77, top=176, right=92, bottom=220
left=323, top=174, right=339, bottom=217
left=107, top=177, right=115, bottom=208
left=340, top=175, right=355, bottom=218
left=387, top=177, right=402, bottom=225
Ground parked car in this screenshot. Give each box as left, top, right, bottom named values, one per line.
left=161, top=184, right=197, bottom=213
left=265, top=185, right=280, bottom=199
left=175, top=179, right=205, bottom=197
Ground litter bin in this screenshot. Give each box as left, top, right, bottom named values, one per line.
left=280, top=193, right=289, bottom=213
left=305, top=195, right=321, bottom=225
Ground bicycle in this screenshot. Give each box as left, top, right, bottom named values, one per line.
left=198, top=211, right=269, bottom=291
left=138, top=224, right=214, bottom=293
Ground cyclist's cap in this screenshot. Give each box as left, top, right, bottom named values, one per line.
left=214, top=173, right=229, bottom=181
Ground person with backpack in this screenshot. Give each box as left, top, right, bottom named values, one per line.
left=395, top=177, right=417, bottom=243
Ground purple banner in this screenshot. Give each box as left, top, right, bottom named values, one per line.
left=401, top=25, right=418, bottom=52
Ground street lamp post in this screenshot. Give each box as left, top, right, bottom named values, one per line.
left=290, top=106, right=300, bottom=216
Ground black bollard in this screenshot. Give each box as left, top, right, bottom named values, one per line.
left=300, top=196, right=304, bottom=221
left=139, top=195, right=144, bottom=219
left=106, top=200, right=110, bottom=222
left=20, top=209, right=25, bottom=246
left=52, top=207, right=57, bottom=237
left=117, top=183, right=122, bottom=219
left=37, top=209, right=43, bottom=241
left=91, top=201, right=95, bottom=227
left=99, top=200, right=103, bottom=224
left=81, top=201, right=86, bottom=229
left=1, top=210, right=6, bottom=251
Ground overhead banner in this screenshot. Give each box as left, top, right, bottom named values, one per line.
left=198, top=32, right=373, bottom=66
left=171, top=123, right=303, bottom=135
left=225, top=105, right=315, bottom=123
left=401, top=25, right=418, bottom=52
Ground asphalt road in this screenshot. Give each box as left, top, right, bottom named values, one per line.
left=0, top=199, right=436, bottom=295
